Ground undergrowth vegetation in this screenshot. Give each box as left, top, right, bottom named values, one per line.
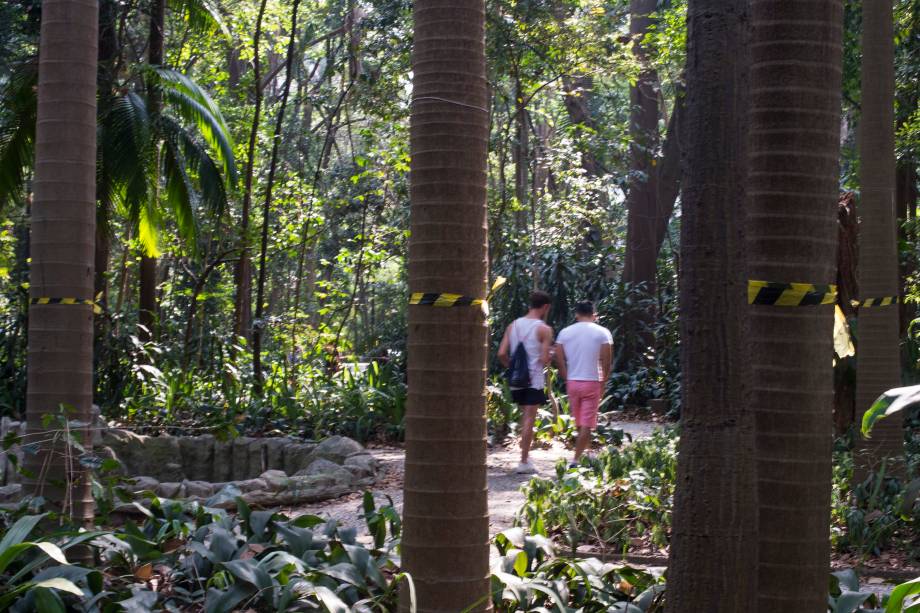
left=516, top=425, right=920, bottom=567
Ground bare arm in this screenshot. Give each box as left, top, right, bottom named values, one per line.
left=538, top=324, right=553, bottom=366
left=600, top=343, right=612, bottom=382
left=497, top=325, right=512, bottom=368
left=554, top=343, right=568, bottom=381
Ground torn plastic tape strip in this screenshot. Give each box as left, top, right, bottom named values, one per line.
left=30, top=297, right=102, bottom=314
left=409, top=292, right=485, bottom=308
left=748, top=280, right=837, bottom=306
left=851, top=296, right=900, bottom=308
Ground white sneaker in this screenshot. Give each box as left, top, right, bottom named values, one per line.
left=514, top=461, right=537, bottom=474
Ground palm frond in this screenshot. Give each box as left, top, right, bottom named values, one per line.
left=149, top=67, right=238, bottom=184
left=161, top=130, right=199, bottom=250
left=99, top=91, right=155, bottom=213
left=168, top=0, right=231, bottom=39
left=0, top=62, right=37, bottom=210
left=160, top=115, right=229, bottom=218
left=138, top=189, right=162, bottom=258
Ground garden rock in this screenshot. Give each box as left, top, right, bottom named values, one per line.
left=313, top=436, right=364, bottom=463
left=157, top=482, right=182, bottom=498
left=283, top=443, right=317, bottom=475
left=344, top=453, right=378, bottom=482
left=179, top=435, right=214, bottom=481
left=183, top=480, right=214, bottom=499
left=212, top=440, right=233, bottom=482
left=0, top=484, right=22, bottom=504
left=129, top=476, right=159, bottom=492
left=260, top=470, right=288, bottom=491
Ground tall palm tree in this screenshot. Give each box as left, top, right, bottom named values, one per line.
left=24, top=0, right=98, bottom=522
left=747, top=1, right=844, bottom=609
left=400, top=0, right=491, bottom=610
left=667, top=1, right=757, bottom=610
left=856, top=0, right=903, bottom=475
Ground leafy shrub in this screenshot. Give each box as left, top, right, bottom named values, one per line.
left=0, top=492, right=403, bottom=612
left=488, top=527, right=665, bottom=612
left=517, top=428, right=678, bottom=554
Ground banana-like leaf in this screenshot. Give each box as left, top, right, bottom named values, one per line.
left=861, top=384, right=920, bottom=437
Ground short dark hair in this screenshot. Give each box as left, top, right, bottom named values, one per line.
left=575, top=301, right=595, bottom=316
left=530, top=290, right=552, bottom=309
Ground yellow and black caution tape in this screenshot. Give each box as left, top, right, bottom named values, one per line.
left=748, top=280, right=837, bottom=306
left=851, top=296, right=899, bottom=308
left=30, top=297, right=102, bottom=315
left=409, top=277, right=507, bottom=315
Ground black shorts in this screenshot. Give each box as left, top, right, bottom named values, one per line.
left=511, top=388, right=547, bottom=406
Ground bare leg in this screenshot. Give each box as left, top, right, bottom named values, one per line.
left=519, top=405, right=538, bottom=463
left=574, top=426, right=592, bottom=462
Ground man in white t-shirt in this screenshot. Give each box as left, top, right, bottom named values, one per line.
left=554, top=301, right=613, bottom=465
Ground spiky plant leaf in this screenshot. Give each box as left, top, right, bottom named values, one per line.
left=159, top=115, right=228, bottom=217
left=161, top=130, right=199, bottom=250
left=0, top=62, right=37, bottom=209
left=149, top=67, right=237, bottom=183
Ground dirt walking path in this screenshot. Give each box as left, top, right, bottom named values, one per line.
left=287, top=419, right=659, bottom=539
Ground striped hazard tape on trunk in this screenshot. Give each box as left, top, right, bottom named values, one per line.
left=748, top=280, right=837, bottom=306
left=30, top=297, right=102, bottom=314
left=408, top=277, right=507, bottom=314
left=851, top=296, right=899, bottom=308
left=409, top=293, right=484, bottom=308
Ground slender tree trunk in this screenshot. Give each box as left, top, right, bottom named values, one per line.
left=253, top=0, right=301, bottom=396
left=401, top=0, right=491, bottom=609
left=748, top=1, right=844, bottom=610
left=835, top=193, right=858, bottom=435
left=667, top=1, right=757, bottom=610
left=139, top=0, right=165, bottom=342
left=897, top=160, right=917, bottom=336
left=621, top=0, right=661, bottom=366
left=513, top=77, right=529, bottom=233
left=233, top=0, right=268, bottom=342
left=855, top=0, right=903, bottom=476
left=95, top=0, right=117, bottom=320
left=25, top=0, right=98, bottom=523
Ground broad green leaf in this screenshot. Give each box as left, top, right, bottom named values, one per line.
left=0, top=513, right=45, bottom=553
left=862, top=385, right=920, bottom=437
left=32, top=577, right=83, bottom=596
left=887, top=577, right=920, bottom=613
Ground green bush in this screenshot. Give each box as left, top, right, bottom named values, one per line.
left=0, top=492, right=402, bottom=612
left=517, top=428, right=678, bottom=555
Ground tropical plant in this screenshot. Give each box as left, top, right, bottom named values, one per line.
left=0, top=491, right=404, bottom=612
left=517, top=429, right=677, bottom=555
left=488, top=528, right=666, bottom=612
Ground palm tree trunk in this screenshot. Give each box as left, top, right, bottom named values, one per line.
left=401, top=0, right=491, bottom=609
left=25, top=0, right=98, bottom=524
left=667, top=1, right=757, bottom=610
left=856, top=0, right=904, bottom=476
left=748, top=1, right=844, bottom=610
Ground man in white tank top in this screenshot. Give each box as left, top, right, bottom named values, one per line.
left=498, top=291, right=554, bottom=474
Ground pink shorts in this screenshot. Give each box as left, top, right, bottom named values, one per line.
left=568, top=380, right=602, bottom=428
